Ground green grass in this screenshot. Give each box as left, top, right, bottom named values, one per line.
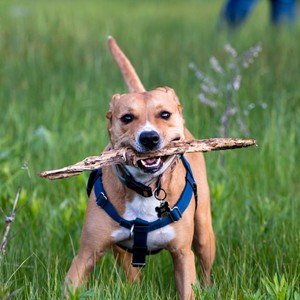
left=0, top=0, right=299, bottom=299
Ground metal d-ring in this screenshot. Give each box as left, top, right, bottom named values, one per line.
left=154, top=187, right=167, bottom=201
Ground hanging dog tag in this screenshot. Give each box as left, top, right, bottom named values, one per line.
left=155, top=201, right=171, bottom=218
left=154, top=185, right=169, bottom=218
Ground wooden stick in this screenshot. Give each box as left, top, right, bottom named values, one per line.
left=38, top=138, right=256, bottom=180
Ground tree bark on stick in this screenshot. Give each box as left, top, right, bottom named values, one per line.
left=38, top=138, right=256, bottom=180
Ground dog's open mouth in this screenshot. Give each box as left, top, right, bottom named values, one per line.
left=137, top=156, right=168, bottom=173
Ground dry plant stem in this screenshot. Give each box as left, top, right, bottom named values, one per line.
left=39, top=138, right=256, bottom=180
left=0, top=187, right=21, bottom=258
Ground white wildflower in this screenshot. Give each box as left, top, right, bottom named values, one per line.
left=195, top=70, right=205, bottom=80
left=190, top=42, right=263, bottom=143
left=227, top=107, right=237, bottom=115
left=228, top=75, right=242, bottom=91
left=241, top=44, right=262, bottom=69
left=209, top=56, right=224, bottom=74
left=22, top=161, right=29, bottom=170
left=248, top=103, right=256, bottom=110
left=188, top=62, right=196, bottom=70
left=200, top=83, right=220, bottom=95
left=189, top=63, right=205, bottom=80
left=198, top=93, right=218, bottom=108
left=221, top=107, right=237, bottom=126
left=224, top=43, right=237, bottom=57
left=260, top=102, right=268, bottom=109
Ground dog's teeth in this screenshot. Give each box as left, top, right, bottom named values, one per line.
left=141, top=157, right=161, bottom=167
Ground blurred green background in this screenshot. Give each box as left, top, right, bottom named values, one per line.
left=0, top=0, right=299, bottom=298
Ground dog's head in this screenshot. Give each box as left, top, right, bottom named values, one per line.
left=106, top=87, right=185, bottom=175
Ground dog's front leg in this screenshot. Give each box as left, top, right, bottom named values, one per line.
left=171, top=247, right=196, bottom=300
left=66, top=194, right=114, bottom=294
left=66, top=246, right=107, bottom=293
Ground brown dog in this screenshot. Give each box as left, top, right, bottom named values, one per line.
left=67, top=36, right=215, bottom=299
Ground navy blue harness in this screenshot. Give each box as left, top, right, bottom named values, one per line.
left=87, top=155, right=197, bottom=267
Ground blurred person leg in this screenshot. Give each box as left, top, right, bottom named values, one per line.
left=220, top=0, right=259, bottom=28
left=270, top=0, right=296, bottom=24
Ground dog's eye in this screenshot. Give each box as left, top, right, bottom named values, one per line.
left=160, top=111, right=171, bottom=120
left=120, top=113, right=134, bottom=124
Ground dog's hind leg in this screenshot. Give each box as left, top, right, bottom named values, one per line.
left=112, top=245, right=142, bottom=283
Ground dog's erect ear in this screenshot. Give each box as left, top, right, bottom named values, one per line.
left=106, top=94, right=120, bottom=120
left=108, top=36, right=146, bottom=93
left=111, top=93, right=121, bottom=104
left=155, top=87, right=183, bottom=115
left=156, top=87, right=181, bottom=105
left=106, top=111, right=112, bottom=120
left=165, top=87, right=181, bottom=105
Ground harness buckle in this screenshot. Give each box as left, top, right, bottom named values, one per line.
left=170, top=206, right=182, bottom=222
left=129, top=224, right=134, bottom=239
left=96, top=192, right=108, bottom=208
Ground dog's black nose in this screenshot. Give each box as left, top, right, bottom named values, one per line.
left=139, top=131, right=160, bottom=150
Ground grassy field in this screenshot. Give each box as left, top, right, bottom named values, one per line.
left=0, top=0, right=299, bottom=299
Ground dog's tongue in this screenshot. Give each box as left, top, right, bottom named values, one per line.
left=143, top=158, right=158, bottom=165
left=138, top=157, right=163, bottom=172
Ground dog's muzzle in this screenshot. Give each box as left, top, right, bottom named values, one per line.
left=138, top=130, right=161, bottom=151
left=136, top=130, right=165, bottom=173
left=133, top=130, right=161, bottom=173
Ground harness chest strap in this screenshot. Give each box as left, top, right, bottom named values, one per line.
left=87, top=155, right=197, bottom=267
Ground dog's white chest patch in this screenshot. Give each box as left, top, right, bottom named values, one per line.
left=111, top=194, right=175, bottom=250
